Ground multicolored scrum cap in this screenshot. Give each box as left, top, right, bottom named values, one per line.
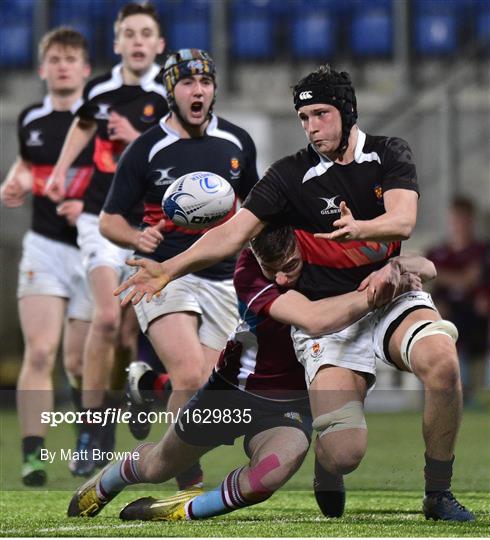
left=293, top=68, right=358, bottom=155
left=162, top=48, right=216, bottom=111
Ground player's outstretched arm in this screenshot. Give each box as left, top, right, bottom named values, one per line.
left=0, top=157, right=33, bottom=208
left=315, top=190, right=418, bottom=243
left=115, top=208, right=265, bottom=304
left=44, top=117, right=96, bottom=202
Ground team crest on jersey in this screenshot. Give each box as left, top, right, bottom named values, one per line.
left=141, top=103, right=156, bottom=123
left=284, top=411, right=302, bottom=423
left=373, top=183, right=384, bottom=205
left=152, top=167, right=177, bottom=186
left=26, top=130, right=43, bottom=146
left=94, top=103, right=111, bottom=120
left=319, top=195, right=341, bottom=215
left=229, top=157, right=241, bottom=180
left=26, top=270, right=35, bottom=282
left=310, top=342, right=323, bottom=359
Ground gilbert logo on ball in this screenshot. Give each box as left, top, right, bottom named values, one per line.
left=162, top=171, right=235, bottom=230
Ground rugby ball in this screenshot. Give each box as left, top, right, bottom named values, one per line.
left=162, top=171, right=235, bottom=230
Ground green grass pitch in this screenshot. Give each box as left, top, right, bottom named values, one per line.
left=1, top=407, right=489, bottom=537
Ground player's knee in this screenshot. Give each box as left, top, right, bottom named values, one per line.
left=413, top=340, right=460, bottom=391
left=24, top=342, right=56, bottom=373
left=92, top=307, right=120, bottom=336
left=170, top=370, right=202, bottom=391
left=316, top=432, right=366, bottom=475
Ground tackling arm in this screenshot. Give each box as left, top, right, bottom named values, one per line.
left=115, top=208, right=265, bottom=304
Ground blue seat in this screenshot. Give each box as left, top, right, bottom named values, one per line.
left=414, top=14, right=458, bottom=55
left=476, top=12, right=490, bottom=51
left=230, top=0, right=276, bottom=59
left=165, top=0, right=211, bottom=51
left=351, top=10, right=393, bottom=56
left=291, top=11, right=335, bottom=59
left=0, top=24, right=32, bottom=67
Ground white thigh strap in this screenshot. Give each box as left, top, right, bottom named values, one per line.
left=400, top=319, right=459, bottom=371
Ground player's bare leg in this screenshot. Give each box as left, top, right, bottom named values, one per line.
left=388, top=308, right=474, bottom=521
left=120, top=426, right=309, bottom=521
left=71, top=266, right=120, bottom=477
left=147, top=312, right=220, bottom=489
left=68, top=425, right=211, bottom=518
left=17, top=295, right=65, bottom=485
left=308, top=366, right=368, bottom=517
left=63, top=318, right=90, bottom=412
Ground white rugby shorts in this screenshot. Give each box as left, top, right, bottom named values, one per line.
left=292, top=291, right=436, bottom=388
left=17, top=231, right=93, bottom=321
left=77, top=212, right=133, bottom=275
left=133, top=273, right=238, bottom=351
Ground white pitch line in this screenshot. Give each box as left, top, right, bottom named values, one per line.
left=2, top=522, right=147, bottom=535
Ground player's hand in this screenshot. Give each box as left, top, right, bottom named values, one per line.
left=114, top=258, right=171, bottom=305
left=135, top=220, right=166, bottom=253
left=314, top=201, right=362, bottom=242
left=397, top=272, right=422, bottom=295
left=57, top=200, right=84, bottom=226
left=44, top=170, right=66, bottom=202
left=0, top=178, right=26, bottom=208
left=107, top=112, right=140, bottom=144
left=357, top=260, right=402, bottom=308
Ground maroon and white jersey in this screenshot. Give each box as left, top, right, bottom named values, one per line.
left=216, top=248, right=307, bottom=401
left=18, top=96, right=94, bottom=246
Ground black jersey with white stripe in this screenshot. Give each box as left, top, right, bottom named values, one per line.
left=77, top=63, right=168, bottom=217
left=18, top=96, right=94, bottom=246
left=243, top=130, right=419, bottom=299
left=104, top=113, right=259, bottom=280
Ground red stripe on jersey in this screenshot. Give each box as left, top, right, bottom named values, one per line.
left=31, top=164, right=93, bottom=198
left=295, top=229, right=400, bottom=268
left=93, top=137, right=125, bottom=173
left=143, top=197, right=238, bottom=235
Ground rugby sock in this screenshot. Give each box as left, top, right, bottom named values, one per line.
left=176, top=461, right=204, bottom=490
left=424, top=452, right=454, bottom=494
left=22, top=436, right=44, bottom=460
left=97, top=443, right=153, bottom=500
left=153, top=373, right=171, bottom=402
left=186, top=467, right=249, bottom=519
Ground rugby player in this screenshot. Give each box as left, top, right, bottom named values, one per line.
left=44, top=2, right=168, bottom=476
left=67, top=225, right=426, bottom=520
left=99, top=48, right=259, bottom=491
left=116, top=65, right=475, bottom=521
left=0, top=28, right=93, bottom=486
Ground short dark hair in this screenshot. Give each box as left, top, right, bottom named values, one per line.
left=38, top=27, right=89, bottom=63
left=250, top=225, right=297, bottom=265
left=451, top=195, right=475, bottom=216
left=114, top=2, right=161, bottom=37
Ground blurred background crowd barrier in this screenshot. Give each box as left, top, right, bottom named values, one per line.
left=1, top=0, right=489, bottom=407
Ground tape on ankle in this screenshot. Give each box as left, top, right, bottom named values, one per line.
left=247, top=454, right=280, bottom=494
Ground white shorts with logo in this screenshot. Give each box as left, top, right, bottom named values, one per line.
left=77, top=212, right=133, bottom=276
left=133, top=273, right=238, bottom=351
left=292, top=291, right=436, bottom=389
left=17, top=231, right=93, bottom=321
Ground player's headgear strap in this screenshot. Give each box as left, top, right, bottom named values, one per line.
left=293, top=69, right=357, bottom=154
left=162, top=48, right=216, bottom=112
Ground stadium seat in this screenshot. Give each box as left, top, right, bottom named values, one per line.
left=165, top=0, right=211, bottom=51
left=291, top=10, right=335, bottom=59
left=475, top=2, right=490, bottom=52
left=230, top=0, right=276, bottom=59
left=0, top=1, right=34, bottom=67
left=0, top=24, right=32, bottom=67
left=413, top=14, right=458, bottom=55
left=351, top=10, right=393, bottom=57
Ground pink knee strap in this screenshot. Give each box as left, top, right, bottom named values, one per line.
left=247, top=454, right=280, bottom=494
